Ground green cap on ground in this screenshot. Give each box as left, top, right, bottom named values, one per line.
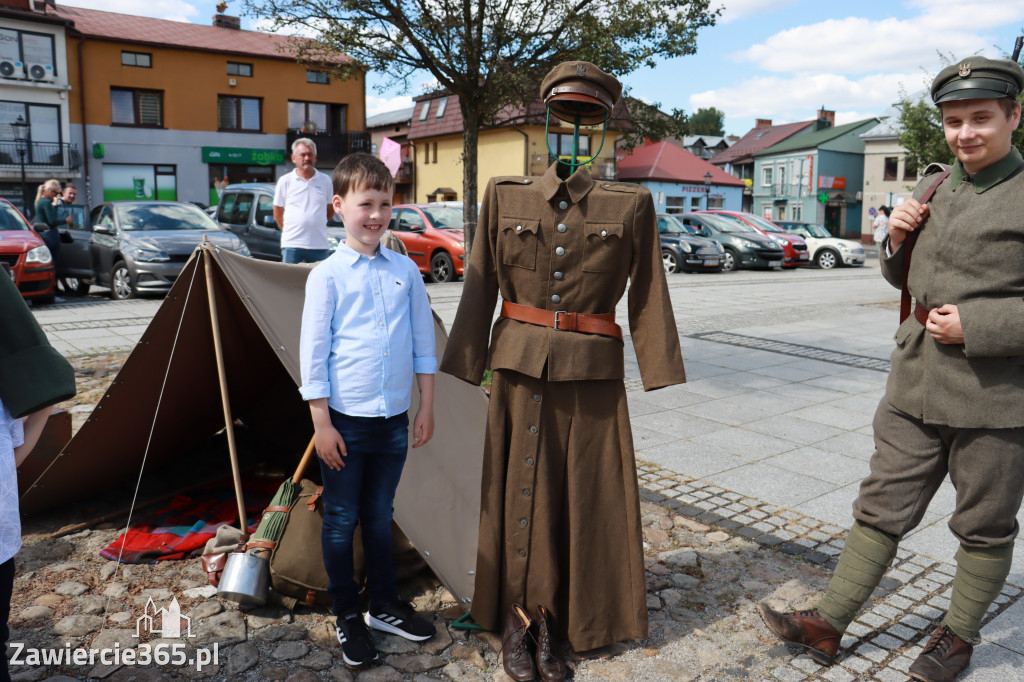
left=931, top=56, right=1024, bottom=104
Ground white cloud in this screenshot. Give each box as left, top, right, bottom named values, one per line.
left=367, top=94, right=414, bottom=117
left=690, top=71, right=923, bottom=123
left=735, top=2, right=1024, bottom=75
left=59, top=0, right=201, bottom=23
left=716, top=0, right=798, bottom=24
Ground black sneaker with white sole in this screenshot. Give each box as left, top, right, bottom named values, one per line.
left=365, top=600, right=435, bottom=641
left=335, top=610, right=379, bottom=666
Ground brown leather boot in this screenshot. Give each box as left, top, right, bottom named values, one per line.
left=757, top=604, right=841, bottom=665
left=534, top=604, right=567, bottom=681
left=502, top=603, right=536, bottom=681
left=908, top=625, right=973, bottom=682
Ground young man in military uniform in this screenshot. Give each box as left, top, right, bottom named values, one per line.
left=758, top=56, right=1024, bottom=682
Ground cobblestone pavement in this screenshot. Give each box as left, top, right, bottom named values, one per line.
left=18, top=263, right=1024, bottom=680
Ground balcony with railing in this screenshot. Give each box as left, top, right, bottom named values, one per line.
left=285, top=130, right=371, bottom=166
left=0, top=141, right=81, bottom=172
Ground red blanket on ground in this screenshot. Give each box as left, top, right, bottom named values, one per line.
left=100, top=479, right=278, bottom=564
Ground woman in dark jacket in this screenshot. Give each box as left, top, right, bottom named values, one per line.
left=32, top=179, right=64, bottom=263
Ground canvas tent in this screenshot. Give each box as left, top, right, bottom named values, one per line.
left=19, top=244, right=487, bottom=609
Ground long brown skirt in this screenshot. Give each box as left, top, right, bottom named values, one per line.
left=470, top=369, right=647, bottom=651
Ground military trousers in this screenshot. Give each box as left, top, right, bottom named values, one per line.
left=854, top=399, right=1024, bottom=548
left=470, top=369, right=647, bottom=652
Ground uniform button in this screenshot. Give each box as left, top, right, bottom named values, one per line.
left=601, top=230, right=608, bottom=237
left=558, top=200, right=569, bottom=210
left=557, top=223, right=567, bottom=233
left=523, top=179, right=532, bottom=184
left=553, top=271, right=563, bottom=280
left=522, top=488, right=531, bottom=497
left=529, top=425, right=538, bottom=434
left=555, top=246, right=565, bottom=256
left=516, top=225, right=522, bottom=232
left=551, top=294, right=561, bottom=303
left=526, top=457, right=534, bottom=466
left=519, top=549, right=527, bottom=557
left=520, top=518, right=528, bottom=527
left=532, top=394, right=541, bottom=402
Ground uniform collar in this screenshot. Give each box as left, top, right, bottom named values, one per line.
left=538, top=161, right=595, bottom=204
left=951, top=147, right=1024, bottom=193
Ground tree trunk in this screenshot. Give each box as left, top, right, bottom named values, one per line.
left=461, top=103, right=480, bottom=257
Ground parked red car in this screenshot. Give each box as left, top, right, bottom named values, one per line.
left=699, top=210, right=810, bottom=268
left=0, top=197, right=56, bottom=304
left=389, top=203, right=466, bottom=282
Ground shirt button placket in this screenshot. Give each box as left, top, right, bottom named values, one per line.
left=511, top=385, right=542, bottom=584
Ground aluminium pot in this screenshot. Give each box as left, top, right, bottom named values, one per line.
left=216, top=551, right=268, bottom=606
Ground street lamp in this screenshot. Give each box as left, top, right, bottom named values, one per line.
left=703, top=171, right=713, bottom=210
left=10, top=115, right=29, bottom=215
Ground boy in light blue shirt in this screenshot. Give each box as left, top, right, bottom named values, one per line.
left=299, top=152, right=437, bottom=666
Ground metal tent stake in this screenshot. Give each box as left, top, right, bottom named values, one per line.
left=202, top=239, right=248, bottom=536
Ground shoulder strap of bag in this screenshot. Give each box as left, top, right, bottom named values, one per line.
left=900, top=168, right=952, bottom=323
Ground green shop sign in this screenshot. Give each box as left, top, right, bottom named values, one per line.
left=202, top=146, right=285, bottom=165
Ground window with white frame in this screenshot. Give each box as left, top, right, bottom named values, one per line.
left=762, top=165, right=773, bottom=186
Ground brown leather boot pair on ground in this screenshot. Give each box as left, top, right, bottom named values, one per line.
left=757, top=604, right=973, bottom=681
left=502, top=603, right=568, bottom=681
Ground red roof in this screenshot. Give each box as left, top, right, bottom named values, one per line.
left=617, top=141, right=745, bottom=186
left=709, top=120, right=813, bottom=166
left=54, top=5, right=344, bottom=62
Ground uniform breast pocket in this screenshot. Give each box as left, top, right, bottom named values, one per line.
left=583, top=221, right=624, bottom=273
left=499, top=217, right=540, bottom=270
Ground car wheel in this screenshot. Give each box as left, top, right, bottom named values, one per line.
left=661, top=249, right=680, bottom=274
left=110, top=261, right=136, bottom=300
left=63, top=277, right=91, bottom=296
left=429, top=251, right=455, bottom=283
left=721, top=248, right=738, bottom=272
left=815, top=249, right=839, bottom=269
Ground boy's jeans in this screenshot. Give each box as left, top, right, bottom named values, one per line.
left=319, top=410, right=409, bottom=617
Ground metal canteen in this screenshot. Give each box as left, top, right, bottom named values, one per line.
left=216, top=551, right=269, bottom=605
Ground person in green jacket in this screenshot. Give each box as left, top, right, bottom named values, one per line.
left=32, top=179, right=65, bottom=264
left=0, top=272, right=76, bottom=682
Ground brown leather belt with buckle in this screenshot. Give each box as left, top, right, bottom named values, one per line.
left=500, top=301, right=623, bottom=340
left=914, top=302, right=931, bottom=327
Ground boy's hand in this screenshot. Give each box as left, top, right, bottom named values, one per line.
left=888, top=199, right=929, bottom=249
left=315, top=426, right=347, bottom=470
left=411, top=407, right=434, bottom=449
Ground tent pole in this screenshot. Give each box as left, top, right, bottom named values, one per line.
left=202, top=241, right=248, bottom=537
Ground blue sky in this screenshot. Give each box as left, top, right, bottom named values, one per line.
left=64, top=0, right=1024, bottom=137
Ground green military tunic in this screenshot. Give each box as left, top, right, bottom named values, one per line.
left=441, top=161, right=685, bottom=651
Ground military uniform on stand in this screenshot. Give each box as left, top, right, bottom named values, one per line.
left=759, top=56, right=1024, bottom=682
left=440, top=62, right=685, bottom=681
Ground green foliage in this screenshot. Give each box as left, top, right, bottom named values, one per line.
left=688, top=106, right=725, bottom=136
left=896, top=95, right=953, bottom=171
left=242, top=0, right=720, bottom=231
left=616, top=97, right=689, bottom=149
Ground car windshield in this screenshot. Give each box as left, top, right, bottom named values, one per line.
left=0, top=202, right=30, bottom=231
left=700, top=213, right=756, bottom=234
left=115, top=203, right=220, bottom=231
left=800, top=222, right=832, bottom=238
left=657, top=215, right=688, bottom=234
left=737, top=213, right=785, bottom=233
left=421, top=206, right=464, bottom=230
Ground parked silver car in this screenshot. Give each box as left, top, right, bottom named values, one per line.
left=75, top=201, right=250, bottom=299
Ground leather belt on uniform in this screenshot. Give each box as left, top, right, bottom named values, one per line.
left=500, top=301, right=623, bottom=341
left=914, top=302, right=931, bottom=326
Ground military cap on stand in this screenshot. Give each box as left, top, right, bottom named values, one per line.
left=931, top=56, right=1024, bottom=104
left=540, top=61, right=622, bottom=125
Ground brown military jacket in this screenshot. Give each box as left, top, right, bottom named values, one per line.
left=882, top=148, right=1024, bottom=428
left=441, top=162, right=684, bottom=390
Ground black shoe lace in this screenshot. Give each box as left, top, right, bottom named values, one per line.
left=793, top=608, right=820, bottom=618
left=922, top=626, right=956, bottom=656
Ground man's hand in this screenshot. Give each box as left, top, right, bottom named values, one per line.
left=926, top=304, right=964, bottom=344
left=888, top=199, right=929, bottom=249
left=273, top=205, right=285, bottom=230
left=315, top=425, right=347, bottom=470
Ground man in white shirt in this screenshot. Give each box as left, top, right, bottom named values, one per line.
left=273, top=138, right=335, bottom=263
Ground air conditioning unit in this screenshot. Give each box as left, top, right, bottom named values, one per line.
left=26, top=63, right=54, bottom=82
left=0, top=60, right=24, bottom=79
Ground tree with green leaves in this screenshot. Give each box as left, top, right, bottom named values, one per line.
left=895, top=94, right=953, bottom=173
left=688, top=106, right=725, bottom=136
left=239, top=0, right=719, bottom=247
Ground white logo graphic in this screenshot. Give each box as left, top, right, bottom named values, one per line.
left=134, top=597, right=194, bottom=639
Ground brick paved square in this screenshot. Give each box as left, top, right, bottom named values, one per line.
left=885, top=624, right=916, bottom=640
